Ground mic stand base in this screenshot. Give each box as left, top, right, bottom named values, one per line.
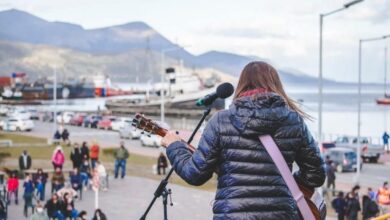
left=139, top=107, right=212, bottom=220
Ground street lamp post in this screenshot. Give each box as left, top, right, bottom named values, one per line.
left=53, top=67, right=58, bottom=132
left=318, top=0, right=364, bottom=144
left=356, top=35, right=390, bottom=180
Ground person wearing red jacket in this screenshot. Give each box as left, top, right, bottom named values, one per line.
left=89, top=142, right=100, bottom=169
left=7, top=172, right=19, bottom=205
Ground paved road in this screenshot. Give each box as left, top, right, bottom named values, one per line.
left=7, top=176, right=215, bottom=220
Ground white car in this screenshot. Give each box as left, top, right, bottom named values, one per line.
left=0, top=120, right=4, bottom=130
left=3, top=118, right=34, bottom=131
left=0, top=106, right=9, bottom=116
left=111, top=117, right=133, bottom=131
left=7, top=109, right=31, bottom=120
left=57, top=112, right=75, bottom=124
left=140, top=134, right=162, bottom=148
left=119, top=123, right=141, bottom=139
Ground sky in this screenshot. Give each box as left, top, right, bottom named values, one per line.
left=0, top=0, right=389, bottom=83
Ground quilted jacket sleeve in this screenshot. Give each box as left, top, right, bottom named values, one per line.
left=166, top=114, right=220, bottom=186
left=293, top=122, right=326, bottom=188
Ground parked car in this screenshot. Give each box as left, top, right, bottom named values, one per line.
left=97, top=116, right=117, bottom=130
left=119, top=123, right=141, bottom=139
left=0, top=106, right=9, bottom=116
left=111, top=117, right=133, bottom=131
left=7, top=109, right=31, bottom=120
left=83, top=115, right=103, bottom=128
left=3, top=118, right=34, bottom=131
left=140, top=134, right=162, bottom=148
left=333, top=136, right=384, bottom=163
left=56, top=112, right=75, bottom=124
left=26, top=108, right=39, bottom=120
left=325, top=147, right=363, bottom=172
left=70, top=114, right=86, bottom=126
left=0, top=120, right=4, bottom=130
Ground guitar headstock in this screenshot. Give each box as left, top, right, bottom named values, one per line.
left=132, top=113, right=168, bottom=137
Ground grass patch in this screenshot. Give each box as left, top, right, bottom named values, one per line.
left=0, top=132, right=47, bottom=144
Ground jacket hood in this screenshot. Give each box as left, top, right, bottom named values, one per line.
left=229, top=93, right=301, bottom=135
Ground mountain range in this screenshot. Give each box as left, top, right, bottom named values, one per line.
left=0, top=9, right=328, bottom=84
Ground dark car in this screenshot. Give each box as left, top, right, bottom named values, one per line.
left=83, top=115, right=102, bottom=128
left=325, top=147, right=363, bottom=172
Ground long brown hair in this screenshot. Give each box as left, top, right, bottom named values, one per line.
left=234, top=61, right=311, bottom=119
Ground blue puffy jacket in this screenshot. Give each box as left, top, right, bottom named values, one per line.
left=167, top=93, right=326, bottom=220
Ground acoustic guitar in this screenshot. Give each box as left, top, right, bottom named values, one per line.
left=132, top=113, right=326, bottom=220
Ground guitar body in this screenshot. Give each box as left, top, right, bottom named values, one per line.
left=298, top=183, right=326, bottom=220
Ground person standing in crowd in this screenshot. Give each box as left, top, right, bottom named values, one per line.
left=70, top=143, right=82, bottom=169
left=92, top=209, right=107, bottom=220
left=157, top=153, right=168, bottom=175
left=377, top=181, right=390, bottom=215
left=7, top=171, right=19, bottom=205
left=34, top=168, right=47, bottom=201
left=52, top=145, right=65, bottom=170
left=362, top=192, right=379, bottom=220
left=51, top=167, right=65, bottom=193
left=383, top=131, right=389, bottom=153
left=96, top=161, right=108, bottom=191
left=346, top=187, right=361, bottom=220
left=368, top=187, right=377, bottom=201
left=18, top=150, right=32, bottom=171
left=80, top=156, right=91, bottom=191
left=90, top=141, right=100, bottom=169
left=53, top=130, right=62, bottom=144
left=325, top=155, right=336, bottom=196
left=160, top=61, right=326, bottom=219
left=332, top=191, right=346, bottom=220
left=45, top=194, right=64, bottom=220
left=61, top=192, right=78, bottom=220
left=23, top=174, right=35, bottom=217
left=77, top=210, right=87, bottom=220
left=80, top=142, right=90, bottom=161
left=70, top=168, right=83, bottom=200
left=0, top=198, right=5, bottom=220
left=31, top=202, right=50, bottom=220
left=114, top=142, right=129, bottom=179
left=62, top=129, right=70, bottom=145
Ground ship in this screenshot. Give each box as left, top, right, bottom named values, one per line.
left=0, top=72, right=132, bottom=102
left=105, top=71, right=225, bottom=117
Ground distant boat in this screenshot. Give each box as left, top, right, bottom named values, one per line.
left=376, top=96, right=390, bottom=105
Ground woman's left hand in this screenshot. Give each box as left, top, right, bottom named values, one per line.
left=161, top=131, right=181, bottom=147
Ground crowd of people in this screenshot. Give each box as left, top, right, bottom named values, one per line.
left=2, top=139, right=134, bottom=220
left=326, top=153, right=390, bottom=220
left=331, top=182, right=390, bottom=220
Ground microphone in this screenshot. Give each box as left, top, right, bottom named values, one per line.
left=196, top=82, right=234, bottom=106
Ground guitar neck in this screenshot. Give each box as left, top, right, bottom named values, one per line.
left=156, top=128, right=196, bottom=153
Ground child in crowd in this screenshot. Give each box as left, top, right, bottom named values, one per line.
left=7, top=172, right=19, bottom=205
left=23, top=174, right=35, bottom=217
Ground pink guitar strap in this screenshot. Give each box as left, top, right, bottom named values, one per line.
left=259, top=135, right=315, bottom=220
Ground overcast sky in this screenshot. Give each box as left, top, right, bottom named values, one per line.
left=1, top=0, right=389, bottom=82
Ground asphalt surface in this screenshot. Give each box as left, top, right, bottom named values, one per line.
left=7, top=176, right=215, bottom=220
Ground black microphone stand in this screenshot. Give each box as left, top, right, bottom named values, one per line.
left=140, top=107, right=212, bottom=220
